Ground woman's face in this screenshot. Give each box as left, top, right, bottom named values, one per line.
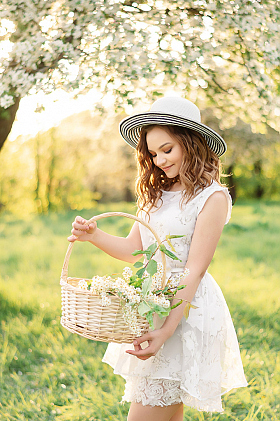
left=146, top=126, right=183, bottom=179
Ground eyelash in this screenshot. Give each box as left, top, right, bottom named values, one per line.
left=151, top=148, right=172, bottom=158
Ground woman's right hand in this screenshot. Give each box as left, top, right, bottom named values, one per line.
left=67, top=216, right=97, bottom=242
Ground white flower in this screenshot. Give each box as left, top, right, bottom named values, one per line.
left=156, top=262, right=164, bottom=276
left=90, top=276, right=104, bottom=294
left=77, top=279, right=88, bottom=290
left=160, top=297, right=170, bottom=308
left=122, top=267, right=133, bottom=282
left=0, top=94, right=14, bottom=108
left=123, top=304, right=142, bottom=336
left=167, top=277, right=179, bottom=289
left=100, top=292, right=111, bottom=307
left=167, top=268, right=190, bottom=289
left=151, top=272, right=162, bottom=291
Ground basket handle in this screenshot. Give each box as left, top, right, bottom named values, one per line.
left=61, top=212, right=167, bottom=288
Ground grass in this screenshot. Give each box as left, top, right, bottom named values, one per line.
left=0, top=200, right=279, bottom=420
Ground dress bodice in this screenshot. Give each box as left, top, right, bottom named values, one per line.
left=138, top=181, right=232, bottom=279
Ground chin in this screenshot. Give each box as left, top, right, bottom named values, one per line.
left=166, top=172, right=179, bottom=179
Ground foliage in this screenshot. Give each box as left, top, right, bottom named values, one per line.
left=0, top=108, right=280, bottom=215
left=0, top=202, right=280, bottom=419
left=0, top=0, right=280, bottom=133
left=203, top=109, right=280, bottom=200
left=75, top=237, right=190, bottom=333
left=0, top=111, right=137, bottom=214
left=130, top=237, right=191, bottom=328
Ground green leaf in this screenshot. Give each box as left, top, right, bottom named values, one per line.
left=147, top=302, right=170, bottom=318
left=136, top=267, right=146, bottom=278
left=147, top=242, right=157, bottom=254
left=166, top=235, right=185, bottom=239
left=144, top=250, right=152, bottom=260
left=132, top=249, right=144, bottom=256
left=145, top=311, right=154, bottom=329
left=170, top=299, right=183, bottom=310
left=138, top=301, right=151, bottom=316
left=133, top=261, right=143, bottom=268
left=165, top=250, right=181, bottom=261
left=129, top=278, right=143, bottom=288
left=146, top=259, right=158, bottom=276
left=166, top=237, right=176, bottom=252
left=159, top=245, right=181, bottom=261
left=159, top=244, right=167, bottom=253
left=142, top=277, right=153, bottom=296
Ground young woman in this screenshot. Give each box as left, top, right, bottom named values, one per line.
left=68, top=97, right=247, bottom=421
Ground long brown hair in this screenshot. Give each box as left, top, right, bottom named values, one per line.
left=136, top=125, right=223, bottom=214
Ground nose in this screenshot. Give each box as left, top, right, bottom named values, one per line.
left=155, top=154, right=167, bottom=167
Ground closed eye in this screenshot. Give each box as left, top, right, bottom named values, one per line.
left=150, top=148, right=172, bottom=159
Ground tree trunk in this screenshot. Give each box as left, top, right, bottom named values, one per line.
left=0, top=97, right=21, bottom=151
left=34, top=134, right=43, bottom=214
left=46, top=128, right=56, bottom=211
left=253, top=160, right=264, bottom=198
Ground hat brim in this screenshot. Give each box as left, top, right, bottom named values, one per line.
left=119, top=112, right=227, bottom=157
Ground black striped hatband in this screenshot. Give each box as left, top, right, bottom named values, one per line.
left=119, top=112, right=227, bottom=157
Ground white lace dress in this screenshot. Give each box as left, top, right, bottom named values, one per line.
left=102, top=182, right=248, bottom=412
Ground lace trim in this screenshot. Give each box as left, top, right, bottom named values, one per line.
left=122, top=377, right=225, bottom=412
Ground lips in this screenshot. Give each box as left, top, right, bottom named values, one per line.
left=162, top=165, right=173, bottom=171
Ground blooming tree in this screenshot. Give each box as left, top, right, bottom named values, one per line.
left=0, top=0, right=279, bottom=151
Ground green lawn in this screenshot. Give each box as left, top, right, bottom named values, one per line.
left=0, top=201, right=279, bottom=420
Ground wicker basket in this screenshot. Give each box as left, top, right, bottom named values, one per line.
left=60, top=212, right=167, bottom=344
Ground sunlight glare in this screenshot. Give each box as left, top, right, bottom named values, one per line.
left=0, top=19, right=16, bottom=36
left=9, top=89, right=101, bottom=141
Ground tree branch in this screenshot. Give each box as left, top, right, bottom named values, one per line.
left=196, top=62, right=230, bottom=93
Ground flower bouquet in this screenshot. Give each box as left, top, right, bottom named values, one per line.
left=76, top=235, right=190, bottom=337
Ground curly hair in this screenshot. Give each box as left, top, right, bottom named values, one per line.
left=136, top=125, right=223, bottom=215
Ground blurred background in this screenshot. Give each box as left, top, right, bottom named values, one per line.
left=1, top=94, right=280, bottom=216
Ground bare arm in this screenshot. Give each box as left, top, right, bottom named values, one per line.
left=126, top=191, right=228, bottom=359
left=68, top=217, right=143, bottom=264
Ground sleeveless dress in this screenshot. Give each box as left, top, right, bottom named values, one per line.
left=102, top=182, right=248, bottom=412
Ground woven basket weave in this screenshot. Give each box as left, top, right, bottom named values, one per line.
left=60, top=212, right=166, bottom=344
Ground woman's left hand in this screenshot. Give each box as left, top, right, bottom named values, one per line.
left=126, top=328, right=170, bottom=360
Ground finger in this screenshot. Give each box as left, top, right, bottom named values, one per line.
left=71, top=228, right=85, bottom=237
left=133, top=343, right=142, bottom=352
left=75, top=216, right=87, bottom=224
left=125, top=350, right=153, bottom=360
left=126, top=346, right=155, bottom=357
left=133, top=333, right=151, bottom=346
left=67, top=235, right=77, bottom=242
left=72, top=221, right=90, bottom=231
left=88, top=223, right=96, bottom=230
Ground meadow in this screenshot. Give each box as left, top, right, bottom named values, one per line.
left=0, top=201, right=279, bottom=421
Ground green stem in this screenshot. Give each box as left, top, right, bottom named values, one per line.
left=143, top=238, right=169, bottom=271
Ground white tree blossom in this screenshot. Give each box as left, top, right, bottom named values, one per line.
left=0, top=0, right=279, bottom=148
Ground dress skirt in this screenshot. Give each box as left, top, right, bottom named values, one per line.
left=102, top=272, right=248, bottom=412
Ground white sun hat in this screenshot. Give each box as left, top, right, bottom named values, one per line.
left=119, top=96, right=227, bottom=157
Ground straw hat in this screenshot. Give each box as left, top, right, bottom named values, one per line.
left=119, top=97, right=227, bottom=157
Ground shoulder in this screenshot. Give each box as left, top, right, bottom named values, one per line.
left=200, top=190, right=228, bottom=214
left=195, top=181, right=232, bottom=225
